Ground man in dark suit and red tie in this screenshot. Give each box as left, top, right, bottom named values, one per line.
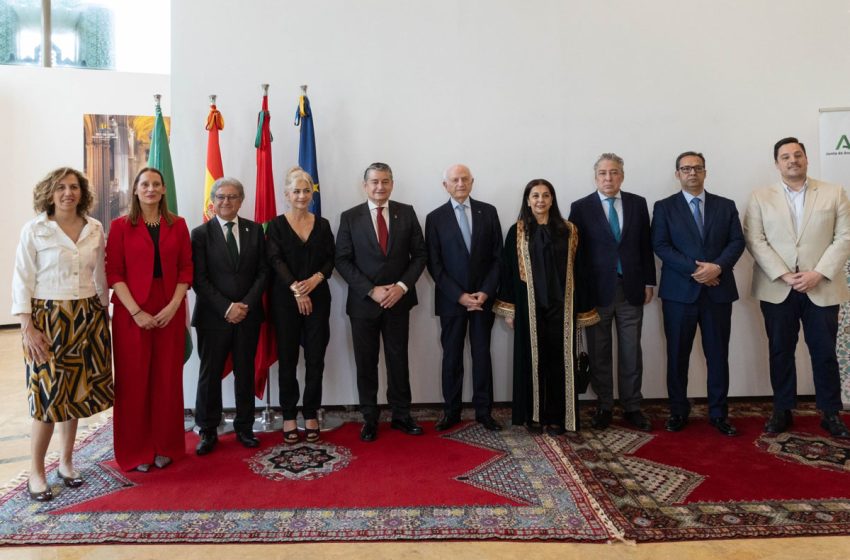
left=568, top=153, right=656, bottom=432
left=651, top=151, right=745, bottom=437
left=335, top=162, right=428, bottom=442
left=425, top=164, right=503, bottom=432
left=191, top=177, right=269, bottom=455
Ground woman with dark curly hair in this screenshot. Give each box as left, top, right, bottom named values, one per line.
left=12, top=167, right=113, bottom=502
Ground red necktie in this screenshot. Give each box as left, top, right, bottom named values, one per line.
left=376, top=206, right=388, bottom=255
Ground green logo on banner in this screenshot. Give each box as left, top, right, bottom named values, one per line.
left=837, top=135, right=850, bottom=150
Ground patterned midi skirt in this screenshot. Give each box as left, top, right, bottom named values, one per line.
left=25, top=297, right=114, bottom=422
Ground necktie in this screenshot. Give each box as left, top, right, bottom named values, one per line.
left=690, top=198, right=704, bottom=239
left=606, top=197, right=622, bottom=275
left=225, top=221, right=239, bottom=266
left=376, top=206, right=388, bottom=255
left=456, top=203, right=472, bottom=252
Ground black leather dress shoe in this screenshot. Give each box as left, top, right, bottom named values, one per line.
left=623, top=410, right=652, bottom=432
left=821, top=413, right=850, bottom=439
left=477, top=415, right=503, bottom=432
left=391, top=417, right=424, bottom=435
left=196, top=431, right=218, bottom=456
left=435, top=414, right=461, bottom=431
left=764, top=410, right=792, bottom=434
left=591, top=409, right=613, bottom=430
left=709, top=417, right=738, bottom=437
left=545, top=424, right=566, bottom=436
left=235, top=431, right=260, bottom=448
left=665, top=414, right=688, bottom=432
left=360, top=422, right=378, bottom=442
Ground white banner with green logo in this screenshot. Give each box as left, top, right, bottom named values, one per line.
left=820, top=108, right=850, bottom=408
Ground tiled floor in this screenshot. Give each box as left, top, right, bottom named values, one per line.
left=0, top=327, right=847, bottom=559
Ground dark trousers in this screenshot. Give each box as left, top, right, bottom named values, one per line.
left=587, top=280, right=645, bottom=412
left=195, top=321, right=261, bottom=434
left=439, top=310, right=496, bottom=419
left=760, top=290, right=842, bottom=413
left=536, top=304, right=566, bottom=426
left=350, top=310, right=412, bottom=423
left=662, top=291, right=732, bottom=419
left=274, top=303, right=330, bottom=420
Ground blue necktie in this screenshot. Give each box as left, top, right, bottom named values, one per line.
left=456, top=204, right=472, bottom=252
left=606, top=197, right=622, bottom=275
left=690, top=198, right=704, bottom=239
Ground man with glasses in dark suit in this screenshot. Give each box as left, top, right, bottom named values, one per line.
left=652, top=152, right=745, bottom=437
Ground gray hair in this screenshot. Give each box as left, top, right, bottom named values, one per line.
left=442, top=164, right=474, bottom=182
left=593, top=153, right=625, bottom=172
left=210, top=177, right=245, bottom=200
left=363, top=162, right=393, bottom=181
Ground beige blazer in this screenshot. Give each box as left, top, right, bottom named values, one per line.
left=743, top=178, right=850, bottom=306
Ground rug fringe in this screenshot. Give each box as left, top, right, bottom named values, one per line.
left=545, top=433, right=635, bottom=545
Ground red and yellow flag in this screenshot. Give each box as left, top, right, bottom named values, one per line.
left=203, top=103, right=224, bottom=222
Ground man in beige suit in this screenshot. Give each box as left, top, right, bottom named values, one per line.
left=744, top=137, right=850, bottom=439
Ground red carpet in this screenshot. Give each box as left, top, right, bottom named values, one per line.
left=3, top=403, right=850, bottom=545
left=632, top=415, right=850, bottom=503
left=63, top=421, right=516, bottom=513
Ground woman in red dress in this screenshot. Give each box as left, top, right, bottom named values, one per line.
left=106, top=167, right=193, bottom=472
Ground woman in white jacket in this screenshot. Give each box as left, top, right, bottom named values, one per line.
left=12, top=167, right=114, bottom=502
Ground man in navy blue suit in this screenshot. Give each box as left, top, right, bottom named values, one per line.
left=569, top=153, right=656, bottom=432
left=425, top=164, right=503, bottom=432
left=651, top=151, right=745, bottom=436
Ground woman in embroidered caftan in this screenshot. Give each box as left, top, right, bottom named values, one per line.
left=494, top=179, right=598, bottom=435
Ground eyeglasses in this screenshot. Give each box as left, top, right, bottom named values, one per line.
left=214, top=194, right=241, bottom=201
left=678, top=166, right=706, bottom=174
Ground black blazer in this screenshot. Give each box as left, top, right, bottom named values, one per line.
left=425, top=198, right=502, bottom=316
left=651, top=191, right=745, bottom=304
left=335, top=200, right=427, bottom=318
left=190, top=217, right=269, bottom=328
left=569, top=191, right=656, bottom=307
left=266, top=214, right=335, bottom=309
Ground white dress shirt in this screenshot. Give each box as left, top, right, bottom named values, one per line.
left=11, top=212, right=108, bottom=314
left=782, top=180, right=807, bottom=235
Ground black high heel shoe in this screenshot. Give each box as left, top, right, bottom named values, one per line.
left=27, top=481, right=54, bottom=502
left=57, top=470, right=84, bottom=488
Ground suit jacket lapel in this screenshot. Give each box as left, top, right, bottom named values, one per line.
left=620, top=194, right=633, bottom=240
left=770, top=182, right=797, bottom=240
left=360, top=203, right=382, bottom=255
left=797, top=179, right=819, bottom=240
left=702, top=192, right=716, bottom=238
left=387, top=200, right=400, bottom=255
left=592, top=194, right=618, bottom=243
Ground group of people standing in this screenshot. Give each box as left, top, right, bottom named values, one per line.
left=12, top=136, right=850, bottom=503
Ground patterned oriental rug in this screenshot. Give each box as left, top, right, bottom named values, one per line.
left=1, top=403, right=849, bottom=545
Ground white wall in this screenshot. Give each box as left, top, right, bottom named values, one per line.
left=177, top=1, right=850, bottom=407
left=1, top=66, right=170, bottom=326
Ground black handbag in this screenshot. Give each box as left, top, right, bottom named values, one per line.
left=575, top=327, right=591, bottom=394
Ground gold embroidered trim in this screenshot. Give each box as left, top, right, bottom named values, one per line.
left=516, top=220, right=540, bottom=423
left=577, top=310, right=600, bottom=328
left=562, top=221, right=578, bottom=432
left=493, top=299, right=516, bottom=319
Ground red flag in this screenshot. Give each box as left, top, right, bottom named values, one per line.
left=253, top=93, right=278, bottom=398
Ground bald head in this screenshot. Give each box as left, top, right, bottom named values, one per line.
left=442, top=164, right=474, bottom=203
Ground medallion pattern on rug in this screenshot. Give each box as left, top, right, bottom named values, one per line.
left=756, top=432, right=850, bottom=473
left=246, top=442, right=353, bottom=481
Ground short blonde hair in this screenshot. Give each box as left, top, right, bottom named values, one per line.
left=33, top=167, right=94, bottom=217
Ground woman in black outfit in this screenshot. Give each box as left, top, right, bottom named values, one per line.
left=267, top=167, right=334, bottom=443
